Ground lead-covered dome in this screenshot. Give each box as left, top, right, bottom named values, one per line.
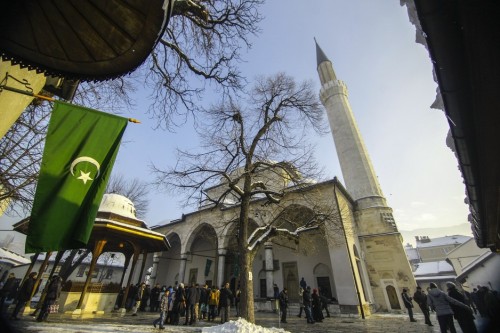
left=98, top=193, right=136, bottom=219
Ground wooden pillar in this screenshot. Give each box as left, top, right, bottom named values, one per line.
left=118, top=246, right=141, bottom=313
left=74, top=240, right=107, bottom=313
left=33, top=251, right=65, bottom=314
left=119, top=253, right=134, bottom=310
left=19, top=252, right=39, bottom=289
left=31, top=251, right=52, bottom=300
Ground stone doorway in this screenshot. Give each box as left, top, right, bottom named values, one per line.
left=282, top=262, right=299, bottom=301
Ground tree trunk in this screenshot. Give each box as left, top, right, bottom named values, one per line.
left=238, top=193, right=255, bottom=323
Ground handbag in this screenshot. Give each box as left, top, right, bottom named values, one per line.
left=48, top=303, right=59, bottom=314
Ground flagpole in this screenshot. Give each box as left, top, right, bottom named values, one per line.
left=1, top=84, right=141, bottom=123
left=1, top=84, right=54, bottom=101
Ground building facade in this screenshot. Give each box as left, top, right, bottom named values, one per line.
left=138, top=44, right=416, bottom=315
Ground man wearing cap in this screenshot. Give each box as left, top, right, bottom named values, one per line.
left=401, top=288, right=417, bottom=322
left=414, top=286, right=433, bottom=326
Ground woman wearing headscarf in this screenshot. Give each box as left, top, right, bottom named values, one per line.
left=311, top=288, right=324, bottom=323
left=36, top=275, right=62, bottom=322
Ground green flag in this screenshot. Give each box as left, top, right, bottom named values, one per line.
left=25, top=101, right=128, bottom=253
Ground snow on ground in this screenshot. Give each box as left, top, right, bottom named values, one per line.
left=202, top=318, right=290, bottom=333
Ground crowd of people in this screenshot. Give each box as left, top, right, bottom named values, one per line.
left=121, top=277, right=336, bottom=329
left=0, top=271, right=63, bottom=323
left=3, top=270, right=498, bottom=332
left=278, top=277, right=333, bottom=325
left=116, top=280, right=237, bottom=330
left=402, top=282, right=500, bottom=333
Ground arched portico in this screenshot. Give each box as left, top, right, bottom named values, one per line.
left=155, top=233, right=181, bottom=286
left=184, top=224, right=218, bottom=286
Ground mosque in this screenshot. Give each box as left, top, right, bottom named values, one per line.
left=134, top=43, right=416, bottom=315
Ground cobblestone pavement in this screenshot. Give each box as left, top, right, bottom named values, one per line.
left=1, top=310, right=478, bottom=333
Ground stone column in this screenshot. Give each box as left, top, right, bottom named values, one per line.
left=179, top=253, right=188, bottom=283
left=264, top=242, right=274, bottom=298
left=149, top=252, right=160, bottom=286
left=217, top=249, right=227, bottom=287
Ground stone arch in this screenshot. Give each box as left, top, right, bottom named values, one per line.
left=183, top=223, right=217, bottom=253
left=220, top=218, right=259, bottom=290
left=155, top=232, right=181, bottom=286
left=268, top=204, right=317, bottom=252
left=313, top=263, right=335, bottom=300
left=380, top=279, right=402, bottom=311
left=385, top=285, right=401, bottom=310
left=184, top=224, right=218, bottom=286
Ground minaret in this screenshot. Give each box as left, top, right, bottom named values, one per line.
left=316, top=40, right=386, bottom=210
left=316, top=40, right=416, bottom=313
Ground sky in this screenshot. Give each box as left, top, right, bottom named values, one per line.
left=0, top=1, right=473, bottom=251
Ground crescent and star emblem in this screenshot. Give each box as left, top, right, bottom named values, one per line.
left=70, top=156, right=101, bottom=184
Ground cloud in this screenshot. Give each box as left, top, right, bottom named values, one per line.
left=410, top=201, right=426, bottom=207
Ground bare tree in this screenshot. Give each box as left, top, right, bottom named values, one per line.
left=145, top=0, right=264, bottom=129
left=1, top=0, right=264, bottom=216
left=152, top=73, right=329, bottom=322
left=58, top=249, right=91, bottom=282
left=0, top=102, right=50, bottom=215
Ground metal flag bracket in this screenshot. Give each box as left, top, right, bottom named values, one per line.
left=0, top=72, right=141, bottom=123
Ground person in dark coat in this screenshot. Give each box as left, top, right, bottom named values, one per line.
left=218, top=282, right=233, bottom=323
left=10, top=271, right=37, bottom=320
left=279, top=287, right=288, bottom=323
left=140, top=284, right=151, bottom=311
left=319, top=288, right=330, bottom=318
left=36, top=275, right=62, bottom=322
left=126, top=283, right=137, bottom=310
left=199, top=284, right=209, bottom=320
left=311, top=288, right=324, bottom=322
left=413, top=286, right=433, bottom=326
left=150, top=284, right=161, bottom=312
left=0, top=273, right=17, bottom=310
left=184, top=283, right=197, bottom=325
left=300, top=278, right=307, bottom=291
left=427, top=282, right=472, bottom=333
left=479, top=286, right=500, bottom=333
left=131, top=283, right=146, bottom=316
left=303, top=286, right=314, bottom=324
left=402, top=288, right=416, bottom=322
left=446, top=282, right=477, bottom=333
left=171, top=283, right=186, bottom=325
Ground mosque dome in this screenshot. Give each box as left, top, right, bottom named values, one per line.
left=98, top=193, right=137, bottom=219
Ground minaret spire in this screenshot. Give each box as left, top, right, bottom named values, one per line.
left=316, top=39, right=386, bottom=209
left=315, top=39, right=337, bottom=85
left=315, top=37, right=330, bottom=66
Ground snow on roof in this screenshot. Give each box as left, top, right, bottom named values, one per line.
left=405, top=247, right=420, bottom=261
left=416, top=235, right=472, bottom=248
left=0, top=247, right=31, bottom=266
left=415, top=275, right=457, bottom=281
left=413, top=260, right=455, bottom=276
